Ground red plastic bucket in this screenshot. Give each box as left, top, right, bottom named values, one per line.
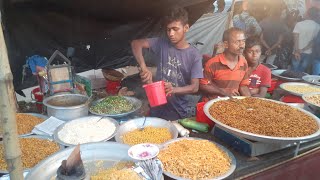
left=281, top=95, right=304, bottom=103
left=196, top=102, right=214, bottom=128
left=106, top=79, right=121, bottom=95
left=143, top=81, right=167, bottom=107
left=31, top=87, right=44, bottom=112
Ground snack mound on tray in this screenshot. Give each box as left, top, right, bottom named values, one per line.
left=91, top=162, right=141, bottom=180
left=0, top=114, right=44, bottom=135
left=90, top=96, right=134, bottom=115
left=0, top=138, right=59, bottom=170
left=121, top=126, right=172, bottom=145
left=209, top=97, right=318, bottom=137
left=282, top=84, right=320, bottom=94
left=158, top=139, right=231, bottom=180
left=280, top=70, right=306, bottom=79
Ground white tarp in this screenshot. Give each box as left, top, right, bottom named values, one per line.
left=186, top=12, right=229, bottom=56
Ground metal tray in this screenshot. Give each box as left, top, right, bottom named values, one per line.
left=115, top=117, right=178, bottom=145
left=280, top=82, right=320, bottom=96
left=203, top=97, right=320, bottom=143
left=302, top=92, right=320, bottom=112
left=89, top=96, right=142, bottom=118
left=25, top=142, right=134, bottom=180
left=303, top=75, right=320, bottom=86
left=0, top=135, right=59, bottom=174
left=53, top=116, right=119, bottom=146
left=271, top=69, right=307, bottom=82
left=159, top=137, right=236, bottom=180
left=0, top=113, right=48, bottom=138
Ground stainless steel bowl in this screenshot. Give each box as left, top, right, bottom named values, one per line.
left=303, top=75, right=320, bottom=86
left=89, top=96, right=142, bottom=118
left=302, top=92, right=320, bottom=112
left=25, top=142, right=133, bottom=180
left=280, top=82, right=320, bottom=96
left=159, top=137, right=236, bottom=180
left=115, top=117, right=178, bottom=145
left=53, top=116, right=119, bottom=146
left=204, top=97, right=320, bottom=143
left=43, top=94, right=89, bottom=121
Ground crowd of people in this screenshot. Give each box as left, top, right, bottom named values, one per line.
left=232, top=0, right=320, bottom=74
left=130, top=3, right=320, bottom=120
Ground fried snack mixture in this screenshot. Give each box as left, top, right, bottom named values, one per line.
left=305, top=94, right=320, bottom=106
left=0, top=138, right=59, bottom=170
left=210, top=98, right=318, bottom=137
left=0, top=114, right=44, bottom=135
left=121, top=126, right=172, bottom=145
left=282, top=84, right=320, bottom=94
left=158, top=139, right=231, bottom=180
left=91, top=162, right=141, bottom=180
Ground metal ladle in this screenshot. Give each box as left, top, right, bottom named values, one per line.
left=139, top=117, right=147, bottom=131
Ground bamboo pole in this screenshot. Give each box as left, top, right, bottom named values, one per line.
left=0, top=10, right=24, bottom=180
left=225, top=0, right=236, bottom=30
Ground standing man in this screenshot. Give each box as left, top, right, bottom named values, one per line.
left=260, top=8, right=287, bottom=65
left=131, top=7, right=203, bottom=120
left=200, top=27, right=251, bottom=101
left=292, top=7, right=320, bottom=73
left=244, top=37, right=271, bottom=98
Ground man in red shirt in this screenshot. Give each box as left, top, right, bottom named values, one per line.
left=244, top=37, right=271, bottom=97
left=200, top=27, right=251, bottom=101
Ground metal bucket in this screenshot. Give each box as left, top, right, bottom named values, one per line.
left=43, top=94, right=89, bottom=121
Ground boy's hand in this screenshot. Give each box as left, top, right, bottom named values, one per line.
left=139, top=68, right=153, bottom=84
left=164, top=82, right=175, bottom=96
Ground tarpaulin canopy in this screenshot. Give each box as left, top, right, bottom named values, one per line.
left=1, top=0, right=214, bottom=90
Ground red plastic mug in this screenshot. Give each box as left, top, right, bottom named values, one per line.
left=143, top=81, right=167, bottom=107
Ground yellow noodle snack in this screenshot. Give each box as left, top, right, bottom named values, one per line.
left=282, top=84, right=320, bottom=94
left=121, top=126, right=172, bottom=145
left=0, top=138, right=59, bottom=170
left=209, top=97, right=318, bottom=137
left=305, top=94, right=320, bottom=106
left=158, top=139, right=231, bottom=180
left=91, top=162, right=141, bottom=180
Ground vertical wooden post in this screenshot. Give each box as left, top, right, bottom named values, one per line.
left=225, top=0, right=236, bottom=30
left=0, top=9, right=23, bottom=180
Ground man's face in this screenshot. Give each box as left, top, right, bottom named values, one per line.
left=224, top=31, right=246, bottom=56
left=244, top=45, right=262, bottom=64
left=166, top=21, right=189, bottom=44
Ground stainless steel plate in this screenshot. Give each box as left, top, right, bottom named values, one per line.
left=302, top=92, right=320, bottom=112
left=303, top=75, right=320, bottom=86
left=159, top=137, right=236, bottom=180
left=89, top=96, right=142, bottom=118
left=280, top=82, right=320, bottom=96
left=0, top=135, right=58, bottom=173
left=53, top=116, right=119, bottom=146
left=115, top=117, right=178, bottom=145
left=271, top=69, right=307, bottom=82
left=25, top=142, right=134, bottom=180
left=204, top=97, right=320, bottom=143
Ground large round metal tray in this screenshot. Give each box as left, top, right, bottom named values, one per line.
left=115, top=117, right=178, bottom=145
left=280, top=82, right=320, bottom=96
left=25, top=142, right=134, bottom=180
left=89, top=96, right=142, bottom=118
left=159, top=137, right=236, bottom=180
left=0, top=135, right=59, bottom=174
left=302, top=92, right=320, bottom=112
left=53, top=116, right=119, bottom=146
left=0, top=113, right=48, bottom=138
left=271, top=69, right=307, bottom=82
left=204, top=97, right=320, bottom=143
left=303, top=75, right=320, bottom=86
